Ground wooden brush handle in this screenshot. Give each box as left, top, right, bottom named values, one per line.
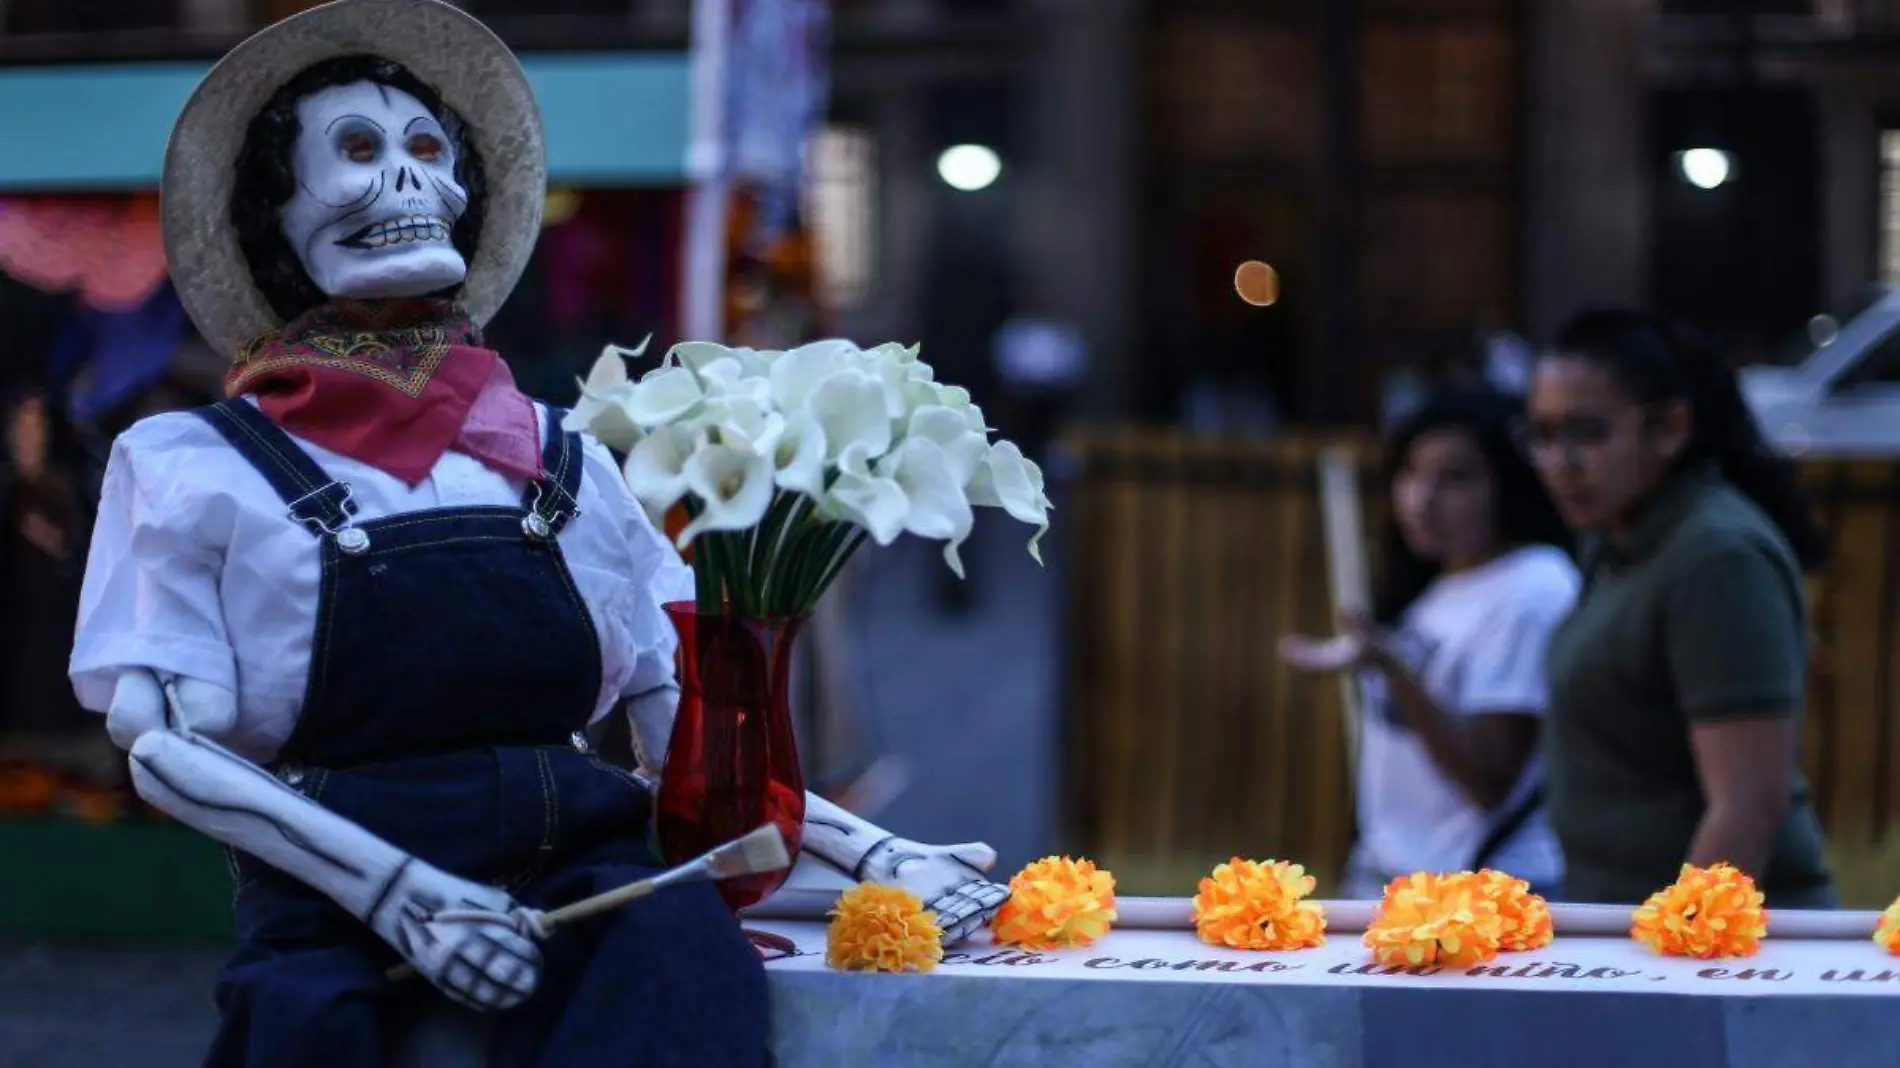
left=542, top=877, right=657, bottom=927
left=384, top=879, right=660, bottom=982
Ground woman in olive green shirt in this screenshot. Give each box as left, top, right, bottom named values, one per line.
left=1519, top=307, right=1836, bottom=908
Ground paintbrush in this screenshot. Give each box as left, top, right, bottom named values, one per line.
left=385, top=822, right=792, bottom=981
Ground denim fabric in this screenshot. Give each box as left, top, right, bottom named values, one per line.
left=284, top=501, right=602, bottom=767
left=195, top=400, right=770, bottom=1068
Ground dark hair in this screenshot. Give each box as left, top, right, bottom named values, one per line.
left=230, top=55, right=488, bottom=322
left=1552, top=306, right=1829, bottom=571
left=1373, top=384, right=1573, bottom=624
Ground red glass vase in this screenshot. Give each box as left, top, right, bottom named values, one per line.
left=656, top=601, right=807, bottom=912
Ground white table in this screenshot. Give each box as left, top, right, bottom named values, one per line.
left=747, top=894, right=1900, bottom=1067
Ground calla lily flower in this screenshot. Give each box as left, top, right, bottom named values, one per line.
left=769, top=339, right=859, bottom=415
left=968, top=440, right=1051, bottom=563
left=580, top=334, right=1052, bottom=612
left=696, top=356, right=773, bottom=405
left=565, top=341, right=648, bottom=451
left=905, top=405, right=989, bottom=487
left=807, top=369, right=894, bottom=461
left=675, top=443, right=776, bottom=548
left=668, top=340, right=772, bottom=381
left=826, top=440, right=909, bottom=546
left=622, top=365, right=705, bottom=427
left=877, top=436, right=976, bottom=578
left=773, top=412, right=829, bottom=498
left=622, top=424, right=697, bottom=515
left=698, top=392, right=787, bottom=459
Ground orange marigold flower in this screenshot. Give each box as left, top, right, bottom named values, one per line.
left=1875, top=896, right=1900, bottom=955
left=1472, top=869, right=1554, bottom=951
left=1192, top=858, right=1327, bottom=950
left=991, top=855, right=1118, bottom=950
left=1630, top=863, right=1768, bottom=959
left=1363, top=871, right=1505, bottom=969
left=825, top=882, right=944, bottom=973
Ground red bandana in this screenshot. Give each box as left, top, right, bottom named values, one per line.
left=226, top=300, right=544, bottom=486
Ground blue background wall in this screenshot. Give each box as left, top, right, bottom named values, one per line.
left=0, top=53, right=690, bottom=190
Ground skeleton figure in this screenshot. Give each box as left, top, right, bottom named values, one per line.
left=73, top=4, right=1005, bottom=1065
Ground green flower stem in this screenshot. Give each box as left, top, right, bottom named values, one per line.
left=771, top=515, right=831, bottom=617
left=684, top=499, right=720, bottom=611
left=750, top=491, right=808, bottom=611
left=716, top=530, right=756, bottom=616
left=800, top=528, right=868, bottom=614
left=682, top=492, right=874, bottom=617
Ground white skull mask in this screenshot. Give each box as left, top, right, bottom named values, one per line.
left=279, top=80, right=470, bottom=302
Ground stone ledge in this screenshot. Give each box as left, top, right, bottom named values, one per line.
left=755, top=916, right=1900, bottom=1068
left=767, top=969, right=1896, bottom=1068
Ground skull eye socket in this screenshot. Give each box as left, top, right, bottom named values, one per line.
left=407, top=132, right=445, bottom=164
left=338, top=129, right=381, bottom=164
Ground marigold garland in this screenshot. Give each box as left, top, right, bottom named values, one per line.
left=825, top=882, right=944, bottom=973
left=1191, top=858, right=1327, bottom=950
left=1363, top=871, right=1506, bottom=969
left=1630, top=863, right=1768, bottom=959
left=991, top=855, right=1118, bottom=950
left=1875, top=896, right=1900, bottom=956
left=1471, top=869, right=1554, bottom=951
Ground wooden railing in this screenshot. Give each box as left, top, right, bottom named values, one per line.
left=1057, top=428, right=1900, bottom=903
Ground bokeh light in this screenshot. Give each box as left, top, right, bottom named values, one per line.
left=1678, top=148, right=1733, bottom=190
left=1234, top=260, right=1280, bottom=307
left=937, top=144, right=1002, bottom=192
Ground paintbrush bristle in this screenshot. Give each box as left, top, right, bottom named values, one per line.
left=707, top=824, right=791, bottom=878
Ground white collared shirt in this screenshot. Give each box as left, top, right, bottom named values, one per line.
left=1354, top=544, right=1579, bottom=888
left=69, top=400, right=691, bottom=764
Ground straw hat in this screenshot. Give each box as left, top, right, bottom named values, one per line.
left=161, top=0, right=546, bottom=357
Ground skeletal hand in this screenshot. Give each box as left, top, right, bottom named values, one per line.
left=859, top=838, right=1010, bottom=945
left=366, top=860, right=544, bottom=1013
left=107, top=671, right=238, bottom=749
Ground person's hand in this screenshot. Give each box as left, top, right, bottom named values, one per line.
left=1277, top=610, right=1395, bottom=674
left=5, top=396, right=50, bottom=480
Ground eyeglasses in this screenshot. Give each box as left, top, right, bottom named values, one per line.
left=1509, top=415, right=1616, bottom=467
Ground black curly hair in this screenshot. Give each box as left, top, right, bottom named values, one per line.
left=230, top=54, right=488, bottom=322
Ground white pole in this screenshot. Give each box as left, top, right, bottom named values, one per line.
left=681, top=0, right=733, bottom=341
left=1318, top=445, right=1369, bottom=767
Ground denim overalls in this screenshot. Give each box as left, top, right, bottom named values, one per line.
left=194, top=399, right=769, bottom=1067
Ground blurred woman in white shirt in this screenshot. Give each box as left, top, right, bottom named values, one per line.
left=1281, top=384, right=1578, bottom=898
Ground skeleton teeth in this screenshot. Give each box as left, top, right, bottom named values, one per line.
left=358, top=214, right=450, bottom=247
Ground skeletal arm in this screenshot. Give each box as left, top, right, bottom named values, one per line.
left=109, top=672, right=542, bottom=1011
left=70, top=442, right=543, bottom=1011
left=626, top=683, right=1009, bottom=944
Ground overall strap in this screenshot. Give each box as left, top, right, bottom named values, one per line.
left=197, top=399, right=357, bottom=536
left=521, top=406, right=584, bottom=538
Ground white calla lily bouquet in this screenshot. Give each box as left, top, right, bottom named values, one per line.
left=563, top=338, right=1052, bottom=617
